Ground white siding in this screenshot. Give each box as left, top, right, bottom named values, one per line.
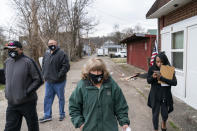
left=186, top=25, right=197, bottom=109
left=161, top=15, right=197, bottom=109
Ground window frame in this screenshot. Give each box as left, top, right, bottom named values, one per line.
left=171, top=31, right=184, bottom=71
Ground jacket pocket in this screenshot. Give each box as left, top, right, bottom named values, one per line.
left=103, top=87, right=113, bottom=107
left=15, top=88, right=27, bottom=102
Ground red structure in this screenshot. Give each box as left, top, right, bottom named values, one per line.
left=120, top=34, right=156, bottom=71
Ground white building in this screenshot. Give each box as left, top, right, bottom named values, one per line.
left=147, top=0, right=197, bottom=109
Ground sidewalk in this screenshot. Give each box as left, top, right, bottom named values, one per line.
left=112, top=58, right=197, bottom=131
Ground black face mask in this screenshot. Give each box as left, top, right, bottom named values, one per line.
left=8, top=50, right=19, bottom=59
left=48, top=45, right=57, bottom=51
left=89, top=73, right=104, bottom=84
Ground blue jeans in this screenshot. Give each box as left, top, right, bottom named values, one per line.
left=44, top=81, right=66, bottom=118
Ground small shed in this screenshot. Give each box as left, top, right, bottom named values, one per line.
left=120, top=33, right=156, bottom=71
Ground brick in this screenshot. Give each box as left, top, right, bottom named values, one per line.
left=158, top=0, right=197, bottom=48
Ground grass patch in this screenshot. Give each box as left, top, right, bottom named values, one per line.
left=111, top=58, right=127, bottom=63
left=0, top=85, right=5, bottom=90
left=169, top=120, right=180, bottom=131
left=0, top=63, right=3, bottom=68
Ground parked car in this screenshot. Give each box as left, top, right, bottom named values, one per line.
left=115, top=51, right=127, bottom=58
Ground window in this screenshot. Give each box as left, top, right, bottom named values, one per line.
left=108, top=48, right=117, bottom=52
left=171, top=31, right=184, bottom=70
left=172, top=31, right=184, bottom=49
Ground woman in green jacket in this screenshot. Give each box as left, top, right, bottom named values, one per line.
left=69, top=57, right=130, bottom=131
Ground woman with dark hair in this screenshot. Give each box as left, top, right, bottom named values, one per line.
left=147, top=52, right=177, bottom=131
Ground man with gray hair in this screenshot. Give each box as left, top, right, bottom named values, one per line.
left=39, top=40, right=70, bottom=123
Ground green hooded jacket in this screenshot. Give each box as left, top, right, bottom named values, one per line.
left=69, top=77, right=130, bottom=131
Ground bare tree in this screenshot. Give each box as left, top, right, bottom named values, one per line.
left=134, top=24, right=145, bottom=33
left=38, top=0, right=65, bottom=42
left=0, top=27, right=9, bottom=64
left=11, top=0, right=96, bottom=62
left=121, top=27, right=134, bottom=38
left=11, top=0, right=45, bottom=64
left=62, top=0, right=96, bottom=60
left=109, top=24, right=123, bottom=44
left=109, top=24, right=145, bottom=43
left=0, top=27, right=5, bottom=63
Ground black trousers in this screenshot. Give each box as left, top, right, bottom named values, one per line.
left=4, top=101, right=39, bottom=131
left=152, top=99, right=168, bottom=130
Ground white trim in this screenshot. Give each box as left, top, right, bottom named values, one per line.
left=185, top=25, right=197, bottom=109
left=147, top=0, right=192, bottom=19
left=160, top=14, right=197, bottom=109
left=171, top=49, right=184, bottom=52
left=184, top=27, right=189, bottom=98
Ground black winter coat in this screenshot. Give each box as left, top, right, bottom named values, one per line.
left=147, top=65, right=177, bottom=113
left=0, top=69, right=5, bottom=84
left=42, top=48, right=70, bottom=83
left=4, top=55, right=44, bottom=105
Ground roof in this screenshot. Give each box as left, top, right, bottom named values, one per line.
left=102, top=45, right=122, bottom=48
left=120, top=33, right=156, bottom=44
left=147, top=29, right=157, bottom=35
left=146, top=0, right=171, bottom=18
left=146, top=0, right=192, bottom=19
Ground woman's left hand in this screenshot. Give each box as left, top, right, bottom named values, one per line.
left=122, top=125, right=129, bottom=131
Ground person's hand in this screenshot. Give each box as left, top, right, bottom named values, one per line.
left=157, top=73, right=161, bottom=80
left=80, top=124, right=84, bottom=131
left=152, top=73, right=157, bottom=78
left=122, top=125, right=129, bottom=131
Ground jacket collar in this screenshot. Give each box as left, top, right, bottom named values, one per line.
left=12, top=53, right=24, bottom=61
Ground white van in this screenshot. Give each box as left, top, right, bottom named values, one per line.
left=97, top=49, right=104, bottom=56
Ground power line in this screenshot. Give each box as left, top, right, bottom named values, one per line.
left=88, top=6, right=134, bottom=24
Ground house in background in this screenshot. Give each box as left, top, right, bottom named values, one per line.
left=147, top=0, right=197, bottom=109
left=102, top=40, right=126, bottom=57
left=120, top=33, right=156, bottom=71
left=83, top=43, right=92, bottom=56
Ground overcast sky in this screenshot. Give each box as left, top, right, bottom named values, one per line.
left=0, top=1, right=14, bottom=26
left=0, top=0, right=157, bottom=37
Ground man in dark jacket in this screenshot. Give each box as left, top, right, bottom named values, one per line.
left=3, top=41, right=44, bottom=131
left=39, top=40, right=70, bottom=122
left=0, top=69, right=5, bottom=84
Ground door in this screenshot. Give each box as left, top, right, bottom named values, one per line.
left=186, top=25, right=197, bottom=109
left=161, top=32, right=171, bottom=62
